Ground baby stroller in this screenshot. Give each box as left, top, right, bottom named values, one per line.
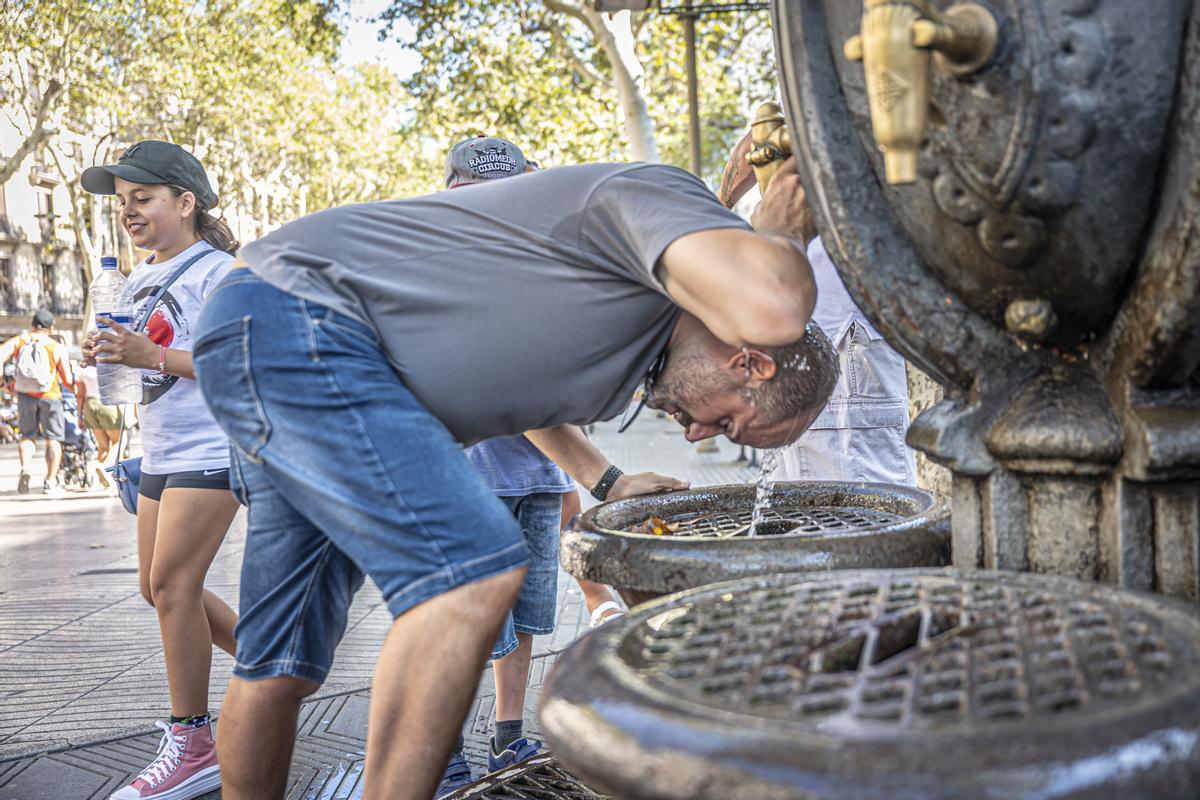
left=60, top=388, right=97, bottom=490
left=0, top=389, right=17, bottom=444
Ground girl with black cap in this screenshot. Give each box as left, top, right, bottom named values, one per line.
left=80, top=140, right=239, bottom=800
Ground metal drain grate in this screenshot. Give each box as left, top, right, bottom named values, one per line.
left=446, top=754, right=609, bottom=799
left=622, top=572, right=1183, bottom=727
left=633, top=504, right=904, bottom=539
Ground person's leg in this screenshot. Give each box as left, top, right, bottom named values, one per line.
left=148, top=486, right=240, bottom=717
left=16, top=437, right=34, bottom=470
left=492, top=632, right=534, bottom=723
left=489, top=491, right=562, bottom=770
left=217, top=675, right=319, bottom=800
left=92, top=427, right=113, bottom=463
left=562, top=490, right=624, bottom=623
left=44, top=440, right=62, bottom=484
left=364, top=567, right=525, bottom=800
left=41, top=398, right=64, bottom=486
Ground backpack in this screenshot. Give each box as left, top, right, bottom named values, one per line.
left=14, top=335, right=55, bottom=394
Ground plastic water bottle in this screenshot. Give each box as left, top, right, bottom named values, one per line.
left=90, top=256, right=142, bottom=405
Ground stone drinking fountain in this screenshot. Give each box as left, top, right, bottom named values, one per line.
left=533, top=1, right=1200, bottom=797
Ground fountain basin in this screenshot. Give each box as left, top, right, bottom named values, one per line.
left=540, top=568, right=1200, bottom=800
left=562, top=481, right=950, bottom=606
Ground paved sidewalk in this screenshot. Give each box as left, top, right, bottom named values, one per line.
left=0, top=414, right=759, bottom=798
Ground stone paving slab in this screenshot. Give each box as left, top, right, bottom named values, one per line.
left=0, top=414, right=758, bottom=797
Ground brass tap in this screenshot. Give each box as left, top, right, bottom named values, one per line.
left=844, top=1, right=997, bottom=184
left=747, top=102, right=793, bottom=193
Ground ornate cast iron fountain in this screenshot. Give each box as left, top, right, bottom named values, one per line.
left=773, top=0, right=1200, bottom=598
left=540, top=3, right=1200, bottom=796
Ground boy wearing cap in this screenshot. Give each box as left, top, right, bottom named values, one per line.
left=0, top=309, right=73, bottom=494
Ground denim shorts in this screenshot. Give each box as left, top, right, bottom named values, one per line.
left=490, top=492, right=562, bottom=660
left=193, top=272, right=528, bottom=684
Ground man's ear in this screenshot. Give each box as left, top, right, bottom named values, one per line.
left=724, top=347, right=777, bottom=384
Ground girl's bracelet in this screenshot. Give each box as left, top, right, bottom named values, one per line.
left=158, top=345, right=169, bottom=375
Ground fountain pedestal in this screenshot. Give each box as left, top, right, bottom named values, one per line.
left=773, top=0, right=1200, bottom=599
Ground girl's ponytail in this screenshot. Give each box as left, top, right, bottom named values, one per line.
left=195, top=211, right=239, bottom=254
left=167, top=184, right=240, bottom=254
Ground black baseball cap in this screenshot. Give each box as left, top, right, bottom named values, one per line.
left=82, top=140, right=217, bottom=210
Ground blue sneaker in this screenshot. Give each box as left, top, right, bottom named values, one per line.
left=487, top=736, right=543, bottom=773
left=435, top=752, right=473, bottom=799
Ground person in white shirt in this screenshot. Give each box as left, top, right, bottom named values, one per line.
left=80, top=141, right=239, bottom=800
left=719, top=130, right=917, bottom=487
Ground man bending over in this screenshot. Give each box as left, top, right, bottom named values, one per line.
left=192, top=158, right=837, bottom=799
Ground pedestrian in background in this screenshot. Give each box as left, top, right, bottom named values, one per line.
left=75, top=361, right=121, bottom=487
left=0, top=309, right=74, bottom=495
left=81, top=141, right=240, bottom=800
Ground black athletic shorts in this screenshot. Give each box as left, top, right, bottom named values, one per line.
left=139, top=468, right=231, bottom=501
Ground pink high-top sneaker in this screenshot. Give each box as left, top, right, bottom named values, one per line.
left=110, top=719, right=220, bottom=799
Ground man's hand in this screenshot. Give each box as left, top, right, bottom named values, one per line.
left=608, top=471, right=689, bottom=501
left=718, top=129, right=757, bottom=209
left=94, top=316, right=158, bottom=370
left=750, top=157, right=817, bottom=245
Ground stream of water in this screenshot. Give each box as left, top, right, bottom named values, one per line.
left=747, top=448, right=779, bottom=537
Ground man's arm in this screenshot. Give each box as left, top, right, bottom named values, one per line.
left=657, top=162, right=817, bottom=347
left=525, top=425, right=688, bottom=501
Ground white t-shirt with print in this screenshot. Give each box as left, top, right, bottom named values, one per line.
left=121, top=241, right=233, bottom=474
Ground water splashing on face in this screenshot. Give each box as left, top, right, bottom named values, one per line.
left=747, top=448, right=779, bottom=537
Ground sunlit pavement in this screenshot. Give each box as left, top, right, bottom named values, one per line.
left=0, top=414, right=758, bottom=799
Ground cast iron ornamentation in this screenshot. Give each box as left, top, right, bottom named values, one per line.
left=773, top=0, right=1200, bottom=598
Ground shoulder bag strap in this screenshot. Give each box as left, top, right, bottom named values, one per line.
left=113, top=246, right=217, bottom=465
left=133, top=247, right=216, bottom=333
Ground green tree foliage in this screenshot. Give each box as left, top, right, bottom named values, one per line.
left=1, top=0, right=425, bottom=260
left=376, top=0, right=777, bottom=182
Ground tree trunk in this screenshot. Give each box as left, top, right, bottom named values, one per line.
left=582, top=8, right=658, bottom=162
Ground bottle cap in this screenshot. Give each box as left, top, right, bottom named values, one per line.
left=100, top=256, right=118, bottom=270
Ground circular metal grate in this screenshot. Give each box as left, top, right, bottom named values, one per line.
left=631, top=504, right=904, bottom=539
left=585, top=483, right=918, bottom=540
left=541, top=570, right=1200, bottom=800
left=624, top=572, right=1181, bottom=727
left=445, top=754, right=608, bottom=800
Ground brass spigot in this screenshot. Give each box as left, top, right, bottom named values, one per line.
left=747, top=102, right=792, bottom=193
left=844, top=1, right=997, bottom=184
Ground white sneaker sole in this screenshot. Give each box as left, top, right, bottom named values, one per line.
left=17, top=473, right=29, bottom=494
left=111, top=765, right=220, bottom=800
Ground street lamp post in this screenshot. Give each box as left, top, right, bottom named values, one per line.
left=592, top=1, right=769, bottom=178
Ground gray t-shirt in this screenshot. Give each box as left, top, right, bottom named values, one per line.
left=240, top=163, right=750, bottom=445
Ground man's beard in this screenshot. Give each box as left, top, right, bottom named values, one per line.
left=650, top=356, right=740, bottom=424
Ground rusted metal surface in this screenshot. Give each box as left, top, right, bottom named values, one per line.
left=562, top=481, right=950, bottom=602
left=444, top=754, right=608, bottom=800
left=772, top=0, right=1200, bottom=596
left=541, top=569, right=1200, bottom=799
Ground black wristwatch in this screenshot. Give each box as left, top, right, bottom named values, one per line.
left=590, top=465, right=624, bottom=502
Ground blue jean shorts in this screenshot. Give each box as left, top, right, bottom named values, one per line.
left=193, top=272, right=528, bottom=684
left=490, top=492, right=562, bottom=660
